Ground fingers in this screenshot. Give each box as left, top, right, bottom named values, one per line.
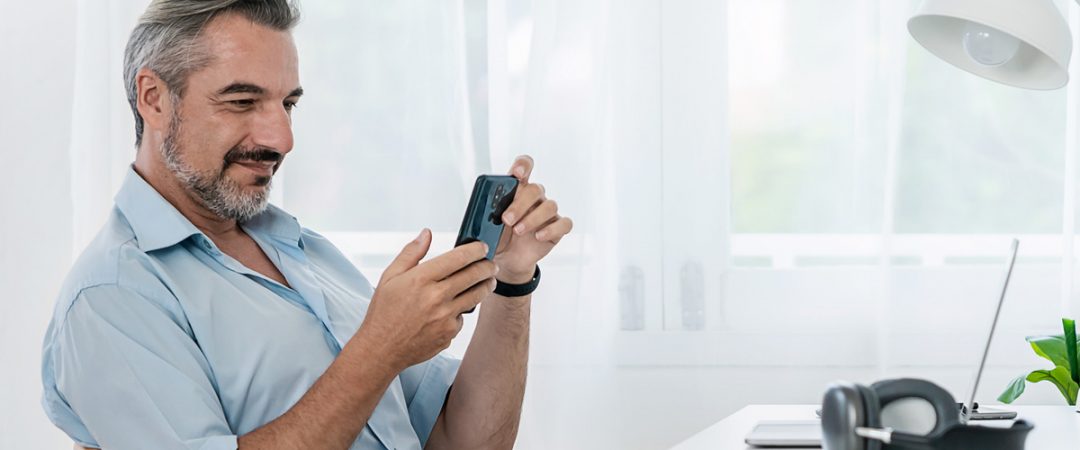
left=510, top=199, right=558, bottom=236
left=501, top=182, right=545, bottom=227
left=509, top=154, right=534, bottom=183
left=416, top=241, right=489, bottom=280
left=380, top=229, right=432, bottom=283
left=449, top=277, right=497, bottom=314
left=439, top=259, right=498, bottom=298
left=535, top=216, right=573, bottom=242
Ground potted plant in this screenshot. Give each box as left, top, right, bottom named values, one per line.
left=998, top=318, right=1079, bottom=406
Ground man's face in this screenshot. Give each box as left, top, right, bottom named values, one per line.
left=161, top=13, right=302, bottom=222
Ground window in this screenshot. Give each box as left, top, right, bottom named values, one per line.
left=276, top=0, right=1077, bottom=369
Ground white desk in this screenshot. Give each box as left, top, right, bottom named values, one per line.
left=670, top=405, right=1079, bottom=450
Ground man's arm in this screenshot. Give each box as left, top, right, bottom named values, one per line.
left=426, top=155, right=573, bottom=449
left=55, top=232, right=494, bottom=450
left=239, top=233, right=496, bottom=449
left=237, top=329, right=400, bottom=449
left=426, top=289, right=532, bottom=450
left=68, top=334, right=423, bottom=450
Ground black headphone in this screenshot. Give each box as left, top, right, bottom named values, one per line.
left=820, top=378, right=1034, bottom=450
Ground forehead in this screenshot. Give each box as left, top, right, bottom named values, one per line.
left=189, top=13, right=299, bottom=92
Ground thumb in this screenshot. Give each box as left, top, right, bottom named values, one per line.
left=380, top=229, right=431, bottom=283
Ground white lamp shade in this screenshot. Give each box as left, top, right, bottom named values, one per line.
left=908, top=0, right=1072, bottom=90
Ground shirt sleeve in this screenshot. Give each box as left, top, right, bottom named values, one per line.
left=51, top=284, right=238, bottom=450
left=397, top=351, right=462, bottom=447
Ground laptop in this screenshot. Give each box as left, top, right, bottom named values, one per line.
left=745, top=239, right=1020, bottom=447
left=959, top=238, right=1019, bottom=422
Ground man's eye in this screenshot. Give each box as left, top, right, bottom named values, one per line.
left=284, top=101, right=299, bottom=112
left=228, top=99, right=256, bottom=107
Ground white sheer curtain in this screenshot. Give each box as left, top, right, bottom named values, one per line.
left=5, top=0, right=1080, bottom=449
left=1, top=0, right=79, bottom=447
left=69, top=0, right=149, bottom=253
left=495, top=0, right=1080, bottom=448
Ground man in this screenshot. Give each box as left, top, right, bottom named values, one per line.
left=40, top=1, right=572, bottom=449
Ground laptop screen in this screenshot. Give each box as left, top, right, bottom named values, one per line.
left=963, top=238, right=1019, bottom=419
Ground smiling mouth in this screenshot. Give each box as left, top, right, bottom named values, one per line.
left=230, top=160, right=277, bottom=187
left=223, top=147, right=282, bottom=185
left=233, top=159, right=276, bottom=174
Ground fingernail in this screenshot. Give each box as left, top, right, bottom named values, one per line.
left=483, top=243, right=490, bottom=254
left=504, top=212, right=515, bottom=225
left=515, top=166, right=525, bottom=177
left=514, top=224, right=525, bottom=235
left=535, top=231, right=546, bottom=241
left=494, top=265, right=500, bottom=274
left=413, top=230, right=424, bottom=243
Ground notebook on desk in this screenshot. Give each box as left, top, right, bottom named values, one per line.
left=744, top=421, right=821, bottom=448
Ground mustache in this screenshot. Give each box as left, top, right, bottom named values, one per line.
left=224, top=147, right=283, bottom=165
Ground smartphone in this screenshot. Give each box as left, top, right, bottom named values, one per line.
left=455, top=175, right=518, bottom=261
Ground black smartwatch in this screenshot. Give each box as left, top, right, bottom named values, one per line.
left=494, top=265, right=541, bottom=297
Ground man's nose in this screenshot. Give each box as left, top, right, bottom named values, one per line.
left=251, top=104, right=294, bottom=155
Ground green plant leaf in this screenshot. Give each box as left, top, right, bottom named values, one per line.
left=1065, top=318, right=1079, bottom=385
left=998, top=375, right=1028, bottom=404
left=1025, top=367, right=1079, bottom=406
left=1027, top=335, right=1070, bottom=368
left=1050, top=366, right=1080, bottom=406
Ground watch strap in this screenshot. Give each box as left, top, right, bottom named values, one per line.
left=494, top=265, right=541, bottom=297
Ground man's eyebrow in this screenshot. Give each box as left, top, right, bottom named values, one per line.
left=288, top=87, right=304, bottom=98
left=216, top=82, right=266, bottom=96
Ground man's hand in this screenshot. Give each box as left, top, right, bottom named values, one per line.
left=494, top=155, right=574, bottom=284
left=356, top=230, right=497, bottom=372
left=237, top=232, right=496, bottom=449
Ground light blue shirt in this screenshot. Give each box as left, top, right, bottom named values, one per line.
left=41, top=167, right=460, bottom=450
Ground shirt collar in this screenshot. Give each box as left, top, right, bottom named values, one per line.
left=115, top=166, right=304, bottom=251
left=243, top=202, right=305, bottom=250
left=115, top=167, right=203, bottom=252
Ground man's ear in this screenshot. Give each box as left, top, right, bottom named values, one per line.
left=135, top=68, right=171, bottom=136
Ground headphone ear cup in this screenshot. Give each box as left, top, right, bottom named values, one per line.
left=856, top=385, right=882, bottom=450
left=872, top=378, right=960, bottom=438
left=821, top=382, right=868, bottom=450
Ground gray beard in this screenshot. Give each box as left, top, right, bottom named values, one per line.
left=160, top=111, right=271, bottom=223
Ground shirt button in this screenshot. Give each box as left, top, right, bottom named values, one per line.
left=200, top=239, right=219, bottom=254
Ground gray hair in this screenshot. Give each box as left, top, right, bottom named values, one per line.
left=123, top=0, right=300, bottom=147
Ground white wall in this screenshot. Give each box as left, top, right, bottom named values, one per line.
left=0, top=0, right=80, bottom=447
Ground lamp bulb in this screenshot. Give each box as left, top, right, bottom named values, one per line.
left=962, top=22, right=1021, bottom=67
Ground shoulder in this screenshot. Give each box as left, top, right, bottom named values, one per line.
left=57, top=208, right=134, bottom=304
left=52, top=207, right=182, bottom=327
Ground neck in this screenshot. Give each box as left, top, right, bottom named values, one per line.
left=133, top=142, right=240, bottom=239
